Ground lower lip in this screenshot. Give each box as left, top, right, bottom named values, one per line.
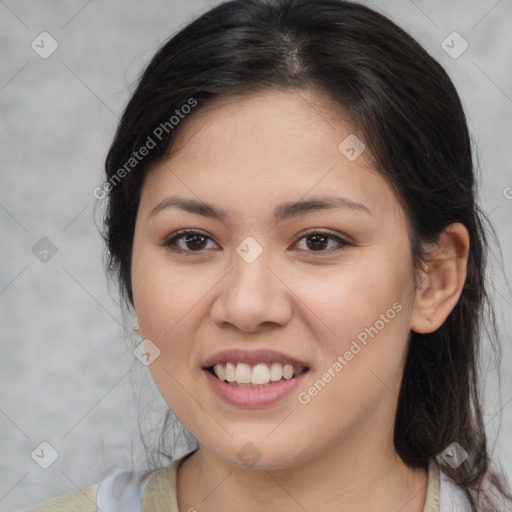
left=203, top=369, right=309, bottom=408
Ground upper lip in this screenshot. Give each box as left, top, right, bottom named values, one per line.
left=202, top=349, right=310, bottom=369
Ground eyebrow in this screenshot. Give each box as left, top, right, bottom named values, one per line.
left=150, top=194, right=371, bottom=222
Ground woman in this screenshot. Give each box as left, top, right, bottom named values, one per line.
left=23, top=0, right=512, bottom=510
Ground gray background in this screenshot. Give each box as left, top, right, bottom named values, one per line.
left=1, top=0, right=511, bottom=510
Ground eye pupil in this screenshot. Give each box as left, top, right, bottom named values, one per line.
left=185, top=234, right=207, bottom=250
left=307, top=234, right=328, bottom=251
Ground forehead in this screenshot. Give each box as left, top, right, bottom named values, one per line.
left=138, top=89, right=404, bottom=227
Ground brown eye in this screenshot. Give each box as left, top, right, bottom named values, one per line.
left=162, top=229, right=351, bottom=256
left=305, top=233, right=329, bottom=251
left=182, top=233, right=208, bottom=251
left=295, top=230, right=351, bottom=256
left=163, top=230, right=216, bottom=253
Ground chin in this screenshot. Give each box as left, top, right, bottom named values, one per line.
left=202, top=437, right=311, bottom=471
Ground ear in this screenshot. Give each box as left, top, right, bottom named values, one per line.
left=410, top=222, right=469, bottom=334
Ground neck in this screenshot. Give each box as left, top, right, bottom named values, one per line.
left=177, top=426, right=428, bottom=512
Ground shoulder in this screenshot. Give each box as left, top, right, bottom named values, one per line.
left=438, top=464, right=472, bottom=512
left=20, top=483, right=99, bottom=512
left=20, top=457, right=184, bottom=512
left=20, top=467, right=150, bottom=512
left=438, top=461, right=512, bottom=512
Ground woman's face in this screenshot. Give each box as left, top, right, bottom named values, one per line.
left=131, top=89, right=418, bottom=469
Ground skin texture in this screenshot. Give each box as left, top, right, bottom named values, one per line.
left=130, top=89, right=469, bottom=512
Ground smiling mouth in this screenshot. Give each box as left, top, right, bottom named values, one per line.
left=205, top=362, right=310, bottom=387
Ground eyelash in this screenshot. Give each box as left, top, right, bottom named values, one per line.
left=161, top=228, right=352, bottom=257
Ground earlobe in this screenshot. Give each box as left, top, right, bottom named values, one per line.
left=410, top=223, right=469, bottom=334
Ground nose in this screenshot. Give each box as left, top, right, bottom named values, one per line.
left=210, top=249, right=293, bottom=333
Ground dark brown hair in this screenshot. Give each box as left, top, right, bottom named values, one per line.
left=98, top=0, right=512, bottom=509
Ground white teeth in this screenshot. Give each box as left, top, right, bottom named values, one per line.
left=282, top=364, right=294, bottom=380
left=235, top=363, right=252, bottom=383
left=214, top=363, right=226, bottom=381
left=269, top=362, right=282, bottom=381
left=252, top=363, right=270, bottom=384
left=225, top=362, right=236, bottom=382
left=212, top=362, right=307, bottom=385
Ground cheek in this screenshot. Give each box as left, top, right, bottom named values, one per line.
left=287, top=250, right=411, bottom=343
left=293, top=279, right=411, bottom=460
left=133, top=265, right=203, bottom=425
left=131, top=247, right=197, bottom=389
left=290, top=250, right=413, bottom=395
left=131, top=244, right=209, bottom=339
